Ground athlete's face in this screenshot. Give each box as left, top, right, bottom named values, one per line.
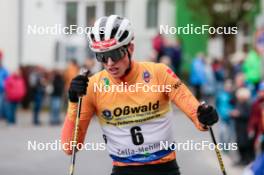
left=103, top=44, right=134, bottom=79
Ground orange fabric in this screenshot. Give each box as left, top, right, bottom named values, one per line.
left=65, top=61, right=204, bottom=130
left=61, top=61, right=206, bottom=164
left=61, top=115, right=91, bottom=155
left=156, top=64, right=206, bottom=131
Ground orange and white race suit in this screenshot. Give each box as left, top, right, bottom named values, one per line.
left=61, top=61, right=206, bottom=166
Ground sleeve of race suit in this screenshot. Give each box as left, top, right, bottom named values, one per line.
left=61, top=81, right=96, bottom=155
left=156, top=63, right=206, bottom=131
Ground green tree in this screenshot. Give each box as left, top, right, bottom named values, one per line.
left=187, top=0, right=260, bottom=56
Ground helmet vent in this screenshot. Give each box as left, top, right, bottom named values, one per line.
left=110, top=27, right=118, bottom=39
left=118, top=30, right=129, bottom=42
left=110, top=18, right=122, bottom=39
left=90, top=33, right=95, bottom=41
left=99, top=17, right=108, bottom=40
left=100, top=32, right=105, bottom=41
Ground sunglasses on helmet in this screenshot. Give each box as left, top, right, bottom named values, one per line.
left=95, top=47, right=127, bottom=63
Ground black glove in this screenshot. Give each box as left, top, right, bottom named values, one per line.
left=68, top=75, right=89, bottom=103
left=197, top=103, right=218, bottom=126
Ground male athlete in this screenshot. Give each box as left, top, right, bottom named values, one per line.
left=61, top=15, right=218, bottom=175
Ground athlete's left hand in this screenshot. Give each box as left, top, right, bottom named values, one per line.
left=197, top=103, right=218, bottom=127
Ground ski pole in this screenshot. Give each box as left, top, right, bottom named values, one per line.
left=69, top=96, right=82, bottom=175
left=69, top=69, right=89, bottom=175
left=209, top=126, right=227, bottom=175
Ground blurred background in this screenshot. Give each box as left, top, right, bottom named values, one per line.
left=0, top=0, right=264, bottom=174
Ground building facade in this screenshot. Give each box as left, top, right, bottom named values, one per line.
left=0, top=0, right=175, bottom=71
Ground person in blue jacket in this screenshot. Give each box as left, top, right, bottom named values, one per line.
left=0, top=50, right=8, bottom=120
left=189, top=52, right=206, bottom=100
left=215, top=79, right=234, bottom=147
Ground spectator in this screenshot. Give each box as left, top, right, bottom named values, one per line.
left=232, top=73, right=254, bottom=101
left=152, top=33, right=165, bottom=62
left=215, top=79, right=234, bottom=147
left=50, top=69, right=64, bottom=125
left=243, top=153, right=264, bottom=175
left=29, top=67, right=46, bottom=125
left=242, top=49, right=262, bottom=93
left=4, top=68, right=26, bottom=124
left=262, top=107, right=264, bottom=151
left=64, top=59, right=79, bottom=94
left=231, top=87, right=253, bottom=165
left=164, top=39, right=182, bottom=77
left=189, top=52, right=207, bottom=100
left=243, top=83, right=264, bottom=175
left=234, top=73, right=246, bottom=88
left=20, top=66, right=33, bottom=109
left=159, top=55, right=172, bottom=68
left=201, top=58, right=216, bottom=102
left=230, top=44, right=248, bottom=77
left=212, top=58, right=225, bottom=92
left=248, top=82, right=264, bottom=153
left=0, top=50, right=8, bottom=120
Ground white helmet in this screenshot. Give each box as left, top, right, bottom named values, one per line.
left=88, top=15, right=134, bottom=53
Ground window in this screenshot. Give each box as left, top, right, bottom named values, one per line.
left=116, top=0, right=125, bottom=16
left=105, top=1, right=116, bottom=16
left=104, top=1, right=126, bottom=16
left=86, top=5, right=96, bottom=27
left=86, top=5, right=96, bottom=58
left=66, top=2, right=78, bottom=32
left=146, top=0, right=159, bottom=28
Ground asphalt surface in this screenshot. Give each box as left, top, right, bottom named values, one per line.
left=0, top=108, right=245, bottom=175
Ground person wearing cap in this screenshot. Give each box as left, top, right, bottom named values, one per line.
left=0, top=50, right=9, bottom=120
left=248, top=82, right=264, bottom=153
left=61, top=15, right=219, bottom=175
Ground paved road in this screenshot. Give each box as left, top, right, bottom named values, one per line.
left=0, top=108, right=244, bottom=175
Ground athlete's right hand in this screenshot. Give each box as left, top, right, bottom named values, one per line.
left=68, top=75, right=89, bottom=103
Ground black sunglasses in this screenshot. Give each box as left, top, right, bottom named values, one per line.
left=95, top=47, right=127, bottom=63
